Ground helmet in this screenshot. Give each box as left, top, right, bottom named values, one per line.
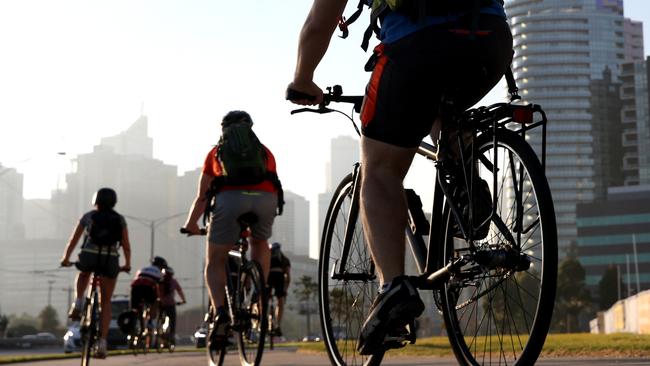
left=92, top=188, right=117, bottom=209
left=222, top=110, right=253, bottom=128
left=151, top=256, right=168, bottom=269
left=162, top=267, right=174, bottom=277
left=270, top=242, right=281, bottom=250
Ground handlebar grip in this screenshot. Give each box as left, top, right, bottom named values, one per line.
left=286, top=88, right=317, bottom=102
left=180, top=227, right=207, bottom=235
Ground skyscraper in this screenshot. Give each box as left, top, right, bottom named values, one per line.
left=620, top=57, right=650, bottom=185
left=271, top=190, right=310, bottom=256
left=507, top=0, right=626, bottom=251
left=0, top=165, right=24, bottom=240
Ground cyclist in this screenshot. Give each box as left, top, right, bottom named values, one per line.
left=159, top=266, right=187, bottom=342
left=267, top=242, right=290, bottom=336
left=287, top=0, right=512, bottom=355
left=60, top=187, right=132, bottom=358
left=130, top=257, right=166, bottom=330
left=181, top=110, right=282, bottom=346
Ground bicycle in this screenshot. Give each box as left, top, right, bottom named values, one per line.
left=181, top=212, right=268, bottom=366
left=288, top=75, right=557, bottom=366
left=62, top=260, right=127, bottom=366
left=128, top=301, right=155, bottom=355
left=267, top=291, right=278, bottom=350
left=155, top=301, right=184, bottom=353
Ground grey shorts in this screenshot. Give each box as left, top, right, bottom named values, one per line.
left=208, top=190, right=277, bottom=244
left=75, top=244, right=120, bottom=279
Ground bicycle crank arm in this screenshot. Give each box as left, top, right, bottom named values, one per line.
left=422, top=255, right=471, bottom=288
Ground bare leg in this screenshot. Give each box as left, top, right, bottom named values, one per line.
left=249, top=238, right=271, bottom=282
left=360, top=136, right=418, bottom=286
left=75, top=272, right=91, bottom=301
left=99, top=277, right=117, bottom=340
left=277, top=296, right=285, bottom=325
left=205, top=242, right=231, bottom=309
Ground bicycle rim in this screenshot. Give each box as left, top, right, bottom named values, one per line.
left=440, top=130, right=557, bottom=365
left=207, top=335, right=227, bottom=366
left=319, top=173, right=384, bottom=366
left=268, top=301, right=275, bottom=350
left=236, top=260, right=267, bottom=366
left=80, top=297, right=96, bottom=366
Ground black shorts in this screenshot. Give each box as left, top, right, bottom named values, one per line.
left=75, top=245, right=120, bottom=279
left=268, top=271, right=286, bottom=298
left=360, top=15, right=513, bottom=148
left=131, top=285, right=157, bottom=310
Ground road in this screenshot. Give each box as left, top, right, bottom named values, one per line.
left=7, top=348, right=650, bottom=366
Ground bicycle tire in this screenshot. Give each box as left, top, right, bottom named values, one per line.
left=439, top=129, right=557, bottom=365
left=80, top=293, right=98, bottom=366
left=206, top=305, right=227, bottom=366
left=236, top=260, right=267, bottom=366
left=319, top=173, right=384, bottom=366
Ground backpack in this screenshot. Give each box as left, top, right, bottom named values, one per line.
left=87, top=210, right=122, bottom=246
left=270, top=248, right=287, bottom=270
left=341, top=0, right=500, bottom=51
left=216, top=122, right=267, bottom=186
left=202, top=124, right=286, bottom=225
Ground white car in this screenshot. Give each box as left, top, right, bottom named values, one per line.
left=62, top=297, right=130, bottom=353
left=63, top=323, right=81, bottom=353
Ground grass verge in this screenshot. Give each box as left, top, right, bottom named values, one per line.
left=284, top=333, right=650, bottom=358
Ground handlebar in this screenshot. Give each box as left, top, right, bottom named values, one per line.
left=180, top=227, right=207, bottom=236
left=287, top=85, right=363, bottom=115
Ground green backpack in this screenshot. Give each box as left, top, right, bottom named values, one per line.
left=217, top=122, right=267, bottom=186
left=342, top=0, right=499, bottom=51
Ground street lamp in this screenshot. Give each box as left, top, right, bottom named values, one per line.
left=124, top=212, right=186, bottom=262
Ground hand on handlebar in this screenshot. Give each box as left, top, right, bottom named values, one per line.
left=120, top=265, right=131, bottom=273
left=60, top=258, right=73, bottom=268
left=286, top=81, right=322, bottom=106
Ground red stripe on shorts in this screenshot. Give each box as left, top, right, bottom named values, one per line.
left=361, top=44, right=387, bottom=127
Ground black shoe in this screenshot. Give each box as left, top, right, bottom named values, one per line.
left=208, top=307, right=230, bottom=349
left=357, top=276, right=424, bottom=355
left=273, top=327, right=282, bottom=337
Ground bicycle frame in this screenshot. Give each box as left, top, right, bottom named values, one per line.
left=327, top=99, right=549, bottom=290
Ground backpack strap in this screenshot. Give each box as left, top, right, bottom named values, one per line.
left=361, top=3, right=389, bottom=51
left=338, top=0, right=367, bottom=39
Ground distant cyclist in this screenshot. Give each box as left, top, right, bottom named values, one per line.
left=267, top=242, right=291, bottom=336
left=130, top=256, right=167, bottom=326
left=182, top=110, right=283, bottom=346
left=60, top=187, right=132, bottom=359
left=159, top=266, right=187, bottom=342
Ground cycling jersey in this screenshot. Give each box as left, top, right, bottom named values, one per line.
left=379, top=0, right=506, bottom=44
left=131, top=265, right=162, bottom=287
left=202, top=145, right=278, bottom=193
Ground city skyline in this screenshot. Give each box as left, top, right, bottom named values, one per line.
left=1, top=1, right=649, bottom=207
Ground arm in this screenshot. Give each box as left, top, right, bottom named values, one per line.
left=175, top=280, right=187, bottom=303
left=60, top=221, right=84, bottom=266
left=120, top=227, right=132, bottom=272
left=284, top=266, right=291, bottom=292
left=182, top=172, right=213, bottom=234
left=288, top=0, right=348, bottom=105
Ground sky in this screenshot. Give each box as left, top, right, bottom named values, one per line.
left=1, top=0, right=649, bottom=206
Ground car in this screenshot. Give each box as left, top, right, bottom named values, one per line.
left=302, top=335, right=322, bottom=342
left=36, top=332, right=56, bottom=340
left=193, top=326, right=207, bottom=348
left=63, top=296, right=130, bottom=353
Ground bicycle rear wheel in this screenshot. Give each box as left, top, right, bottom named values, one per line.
left=236, top=260, right=267, bottom=366
left=439, top=129, right=557, bottom=365
left=319, top=173, right=384, bottom=366
left=80, top=294, right=98, bottom=366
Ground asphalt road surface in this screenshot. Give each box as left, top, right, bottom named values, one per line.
left=8, top=348, right=650, bottom=366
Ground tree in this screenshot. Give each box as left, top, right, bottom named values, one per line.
left=38, top=305, right=61, bottom=333
left=293, top=275, right=318, bottom=336
left=553, top=253, right=592, bottom=333
left=598, top=264, right=622, bottom=310
left=0, top=315, right=8, bottom=338
left=6, top=324, right=38, bottom=338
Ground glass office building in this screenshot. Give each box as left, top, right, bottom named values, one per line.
left=506, top=0, right=626, bottom=252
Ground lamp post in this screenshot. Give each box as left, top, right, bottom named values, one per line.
left=124, top=213, right=186, bottom=261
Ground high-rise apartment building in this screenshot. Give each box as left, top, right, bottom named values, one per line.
left=620, top=57, right=650, bottom=185
left=271, top=190, right=310, bottom=257
left=0, top=165, right=24, bottom=240
left=507, top=0, right=626, bottom=251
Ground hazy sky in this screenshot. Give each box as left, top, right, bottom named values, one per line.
left=1, top=0, right=649, bottom=205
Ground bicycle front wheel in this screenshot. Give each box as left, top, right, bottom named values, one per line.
left=207, top=307, right=227, bottom=366
left=440, top=129, right=557, bottom=365
left=80, top=295, right=98, bottom=366
left=319, top=173, right=384, bottom=366
left=236, top=260, right=267, bottom=366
